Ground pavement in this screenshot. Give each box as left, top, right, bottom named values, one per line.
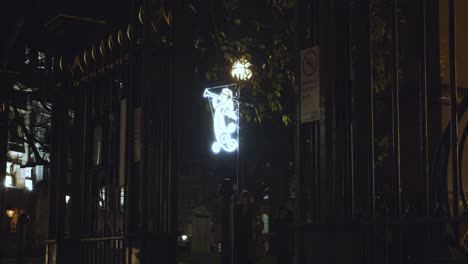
left=178, top=253, right=277, bottom=264
left=1, top=259, right=43, bottom=264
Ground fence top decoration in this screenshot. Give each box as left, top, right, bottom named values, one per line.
left=57, top=6, right=173, bottom=85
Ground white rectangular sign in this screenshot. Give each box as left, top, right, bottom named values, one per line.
left=300, top=46, right=320, bottom=123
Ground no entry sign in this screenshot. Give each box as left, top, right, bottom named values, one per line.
left=300, top=46, right=320, bottom=123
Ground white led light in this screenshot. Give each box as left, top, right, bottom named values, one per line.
left=231, top=59, right=252, bottom=81
left=204, top=87, right=239, bottom=153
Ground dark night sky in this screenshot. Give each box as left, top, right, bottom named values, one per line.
left=1, top=0, right=129, bottom=51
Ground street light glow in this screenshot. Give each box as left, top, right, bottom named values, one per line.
left=231, top=58, right=252, bottom=81
left=5, top=209, right=15, bottom=218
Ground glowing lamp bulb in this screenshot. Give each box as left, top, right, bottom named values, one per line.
left=181, top=235, right=188, bottom=241
left=5, top=209, right=15, bottom=218
left=231, top=59, right=252, bottom=81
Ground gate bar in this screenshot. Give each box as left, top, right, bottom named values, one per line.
left=448, top=0, right=460, bottom=218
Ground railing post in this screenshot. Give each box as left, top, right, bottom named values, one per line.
left=220, top=178, right=233, bottom=264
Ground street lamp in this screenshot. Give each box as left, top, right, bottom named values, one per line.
left=231, top=58, right=252, bottom=81
left=204, top=57, right=253, bottom=264
left=5, top=209, right=15, bottom=218
left=231, top=57, right=252, bottom=193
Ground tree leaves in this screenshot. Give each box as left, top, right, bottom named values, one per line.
left=188, top=0, right=296, bottom=126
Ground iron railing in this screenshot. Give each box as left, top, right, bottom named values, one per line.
left=293, top=217, right=468, bottom=263
left=44, top=233, right=177, bottom=264
left=293, top=0, right=468, bottom=263
left=45, top=236, right=129, bottom=264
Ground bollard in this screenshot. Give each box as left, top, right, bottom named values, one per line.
left=220, top=178, right=233, bottom=264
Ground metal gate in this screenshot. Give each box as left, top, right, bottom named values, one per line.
left=294, top=0, right=468, bottom=263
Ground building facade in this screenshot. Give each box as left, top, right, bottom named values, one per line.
left=1, top=29, right=54, bottom=259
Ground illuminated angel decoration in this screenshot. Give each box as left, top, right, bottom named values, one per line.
left=204, top=87, right=239, bottom=153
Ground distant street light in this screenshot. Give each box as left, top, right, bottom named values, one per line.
left=5, top=209, right=15, bottom=218
left=231, top=58, right=252, bottom=81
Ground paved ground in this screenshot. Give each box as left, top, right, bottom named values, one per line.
left=1, top=255, right=277, bottom=264
left=178, top=253, right=277, bottom=264
left=1, top=259, right=43, bottom=264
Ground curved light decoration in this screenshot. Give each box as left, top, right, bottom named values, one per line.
left=231, top=58, right=252, bottom=81
left=204, top=86, right=239, bottom=154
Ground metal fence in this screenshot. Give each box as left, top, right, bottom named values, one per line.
left=45, top=236, right=128, bottom=264
left=45, top=233, right=177, bottom=264
left=294, top=0, right=468, bottom=263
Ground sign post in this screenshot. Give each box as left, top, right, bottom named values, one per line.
left=300, top=46, right=320, bottom=123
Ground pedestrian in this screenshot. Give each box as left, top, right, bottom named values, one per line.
left=271, top=204, right=293, bottom=264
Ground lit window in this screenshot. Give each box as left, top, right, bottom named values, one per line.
left=261, top=214, right=269, bottom=233
left=99, top=187, right=106, bottom=209
left=25, top=46, right=31, bottom=65
left=24, top=167, right=32, bottom=178
left=25, top=179, right=33, bottom=191
left=6, top=162, right=12, bottom=173
left=5, top=175, right=13, bottom=187
left=37, top=51, right=46, bottom=69
left=120, top=186, right=125, bottom=211
left=38, top=52, right=46, bottom=61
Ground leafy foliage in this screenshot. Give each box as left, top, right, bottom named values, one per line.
left=187, top=0, right=296, bottom=126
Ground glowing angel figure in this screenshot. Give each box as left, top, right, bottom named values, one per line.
left=204, top=87, right=239, bottom=153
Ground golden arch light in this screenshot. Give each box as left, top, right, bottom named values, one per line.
left=231, top=58, right=252, bottom=81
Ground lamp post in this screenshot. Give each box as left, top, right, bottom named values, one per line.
left=230, top=58, right=251, bottom=264
left=204, top=57, right=252, bottom=264
left=231, top=58, right=252, bottom=195
left=203, top=57, right=252, bottom=192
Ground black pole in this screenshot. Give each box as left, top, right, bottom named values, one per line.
left=391, top=0, right=402, bottom=219
left=293, top=0, right=304, bottom=262
left=391, top=2, right=403, bottom=263
left=16, top=221, right=24, bottom=264
left=420, top=0, right=430, bottom=217
left=220, top=178, right=233, bottom=264
left=0, top=72, right=11, bottom=264
left=448, top=0, right=459, bottom=219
